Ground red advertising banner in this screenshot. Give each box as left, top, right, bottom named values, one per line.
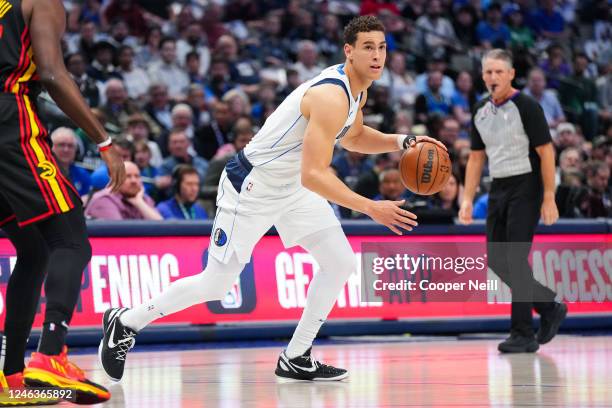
left=0, top=234, right=610, bottom=329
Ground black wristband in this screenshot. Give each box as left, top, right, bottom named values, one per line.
left=403, top=135, right=417, bottom=149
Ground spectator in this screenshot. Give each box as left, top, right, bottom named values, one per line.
left=452, top=5, right=478, bottom=48
left=539, top=44, right=571, bottom=90
left=69, top=21, right=101, bottom=62
left=133, top=140, right=159, bottom=199
left=67, top=0, right=105, bottom=33
left=177, top=22, right=211, bottom=76
left=354, top=153, right=397, bottom=199
left=147, top=37, right=190, bottom=100
left=50, top=128, right=91, bottom=196
left=286, top=9, right=317, bottom=43
left=415, top=71, right=453, bottom=123
left=202, top=2, right=228, bottom=48
left=292, top=40, right=324, bottom=83
left=157, top=103, right=196, bottom=156
left=126, top=113, right=163, bottom=167
left=107, top=18, right=139, bottom=49
left=414, top=0, right=458, bottom=55
left=255, top=12, right=289, bottom=67
left=331, top=150, right=374, bottom=189
left=528, top=0, right=567, bottom=41
left=144, top=83, right=173, bottom=135
left=414, top=55, right=456, bottom=100
left=116, top=45, right=150, bottom=101
left=316, top=14, right=343, bottom=64
left=157, top=130, right=209, bottom=195
left=476, top=3, right=511, bottom=49
left=377, top=51, right=416, bottom=108
left=251, top=84, right=278, bottom=123
left=506, top=5, right=534, bottom=51
left=135, top=26, right=162, bottom=68
left=99, top=79, right=139, bottom=130
left=204, top=58, right=236, bottom=102
left=373, top=168, right=411, bottom=201
left=559, top=53, right=600, bottom=139
left=215, top=34, right=260, bottom=90
left=575, top=161, right=611, bottom=217
left=452, top=71, right=478, bottom=127
left=523, top=68, right=566, bottom=129
left=65, top=52, right=100, bottom=107
left=556, top=147, right=583, bottom=185
left=87, top=41, right=119, bottom=82
left=156, top=165, right=208, bottom=220
left=185, top=51, right=206, bottom=86
left=429, top=173, right=460, bottom=215
left=86, top=161, right=162, bottom=220
left=204, top=118, right=255, bottom=187
left=185, top=84, right=211, bottom=129
left=104, top=0, right=147, bottom=37
left=438, top=117, right=462, bottom=149
left=222, top=89, right=251, bottom=119
left=553, top=122, right=582, bottom=156
left=195, top=101, right=234, bottom=160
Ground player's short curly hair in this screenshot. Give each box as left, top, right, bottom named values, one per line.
left=343, top=15, right=385, bottom=45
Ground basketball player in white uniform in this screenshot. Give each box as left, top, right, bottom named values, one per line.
left=99, top=16, right=445, bottom=382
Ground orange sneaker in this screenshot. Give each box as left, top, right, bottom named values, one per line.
left=0, top=371, right=59, bottom=406
left=23, top=346, right=110, bottom=405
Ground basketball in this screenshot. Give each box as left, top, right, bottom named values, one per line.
left=399, top=141, right=452, bottom=195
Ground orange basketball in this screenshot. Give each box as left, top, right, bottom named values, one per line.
left=399, top=141, right=452, bottom=195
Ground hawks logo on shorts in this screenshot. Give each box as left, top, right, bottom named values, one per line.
left=37, top=160, right=57, bottom=180
left=213, top=228, right=227, bottom=246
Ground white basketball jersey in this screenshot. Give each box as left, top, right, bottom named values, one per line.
left=242, top=64, right=363, bottom=184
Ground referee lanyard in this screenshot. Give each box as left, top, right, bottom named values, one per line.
left=177, top=202, right=196, bottom=220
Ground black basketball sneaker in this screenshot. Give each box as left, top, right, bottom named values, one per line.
left=275, top=348, right=348, bottom=381
left=98, top=308, right=137, bottom=381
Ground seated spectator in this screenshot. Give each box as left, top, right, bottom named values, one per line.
left=429, top=173, right=460, bottom=215
left=452, top=71, right=478, bottom=128
left=528, top=0, right=567, bottom=41
left=413, top=0, right=458, bottom=56
left=147, top=37, right=190, bottom=100
left=126, top=113, right=163, bottom=167
left=86, top=161, right=162, bottom=220
left=108, top=18, right=139, bottom=49
left=559, top=53, right=600, bottom=140
left=415, top=71, right=452, bottom=123
left=553, top=122, right=582, bottom=157
left=135, top=26, right=162, bottom=68
left=523, top=68, right=566, bottom=129
left=176, top=22, right=211, bottom=76
left=66, top=52, right=100, bottom=108
left=195, top=101, right=234, bottom=160
left=292, top=40, right=324, bottom=83
left=116, top=45, right=150, bottom=101
left=476, top=3, right=511, bottom=49
left=354, top=153, right=397, bottom=200
left=506, top=5, right=534, bottom=51
left=414, top=55, right=456, bottom=100
left=204, top=119, right=255, bottom=188
left=185, top=51, right=206, bottom=86
left=204, top=58, right=236, bottom=102
left=100, top=78, right=140, bottom=130
left=452, top=5, right=478, bottom=49
left=539, top=44, right=571, bottom=90
left=156, top=165, right=208, bottom=220
left=185, top=84, right=211, bottom=129
left=87, top=41, right=120, bottom=83
left=51, top=127, right=91, bottom=196
left=574, top=161, right=611, bottom=218
left=376, top=51, right=416, bottom=108
left=215, top=34, right=260, bottom=93
left=363, top=86, right=396, bottom=134
left=331, top=150, right=374, bottom=189
left=158, top=104, right=196, bottom=156
left=104, top=0, right=147, bottom=37
left=556, top=147, right=582, bottom=185
left=373, top=169, right=412, bottom=201
left=133, top=140, right=159, bottom=199
left=144, top=83, right=172, bottom=136
left=222, top=89, right=251, bottom=119
left=157, top=130, right=209, bottom=196
left=438, top=117, right=462, bottom=149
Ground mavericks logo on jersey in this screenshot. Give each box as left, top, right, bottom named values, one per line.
left=213, top=228, right=227, bottom=246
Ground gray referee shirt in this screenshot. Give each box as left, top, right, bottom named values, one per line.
left=471, top=92, right=552, bottom=179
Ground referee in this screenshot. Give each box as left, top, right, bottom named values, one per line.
left=459, top=49, right=567, bottom=353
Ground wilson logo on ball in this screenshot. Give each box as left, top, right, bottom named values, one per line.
left=420, top=149, right=434, bottom=184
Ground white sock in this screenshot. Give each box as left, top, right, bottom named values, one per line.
left=120, top=253, right=245, bottom=332
left=285, top=227, right=355, bottom=358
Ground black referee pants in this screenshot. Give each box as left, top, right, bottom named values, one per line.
left=486, top=173, right=557, bottom=337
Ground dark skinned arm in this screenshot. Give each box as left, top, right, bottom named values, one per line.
left=23, top=0, right=125, bottom=191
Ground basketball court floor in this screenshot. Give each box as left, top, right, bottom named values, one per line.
left=51, top=334, right=611, bottom=407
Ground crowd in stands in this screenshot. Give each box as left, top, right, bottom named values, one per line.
left=43, top=0, right=611, bottom=221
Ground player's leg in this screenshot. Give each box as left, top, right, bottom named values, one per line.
left=273, top=188, right=352, bottom=381
left=0, top=210, right=48, bottom=378
left=22, top=206, right=110, bottom=404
